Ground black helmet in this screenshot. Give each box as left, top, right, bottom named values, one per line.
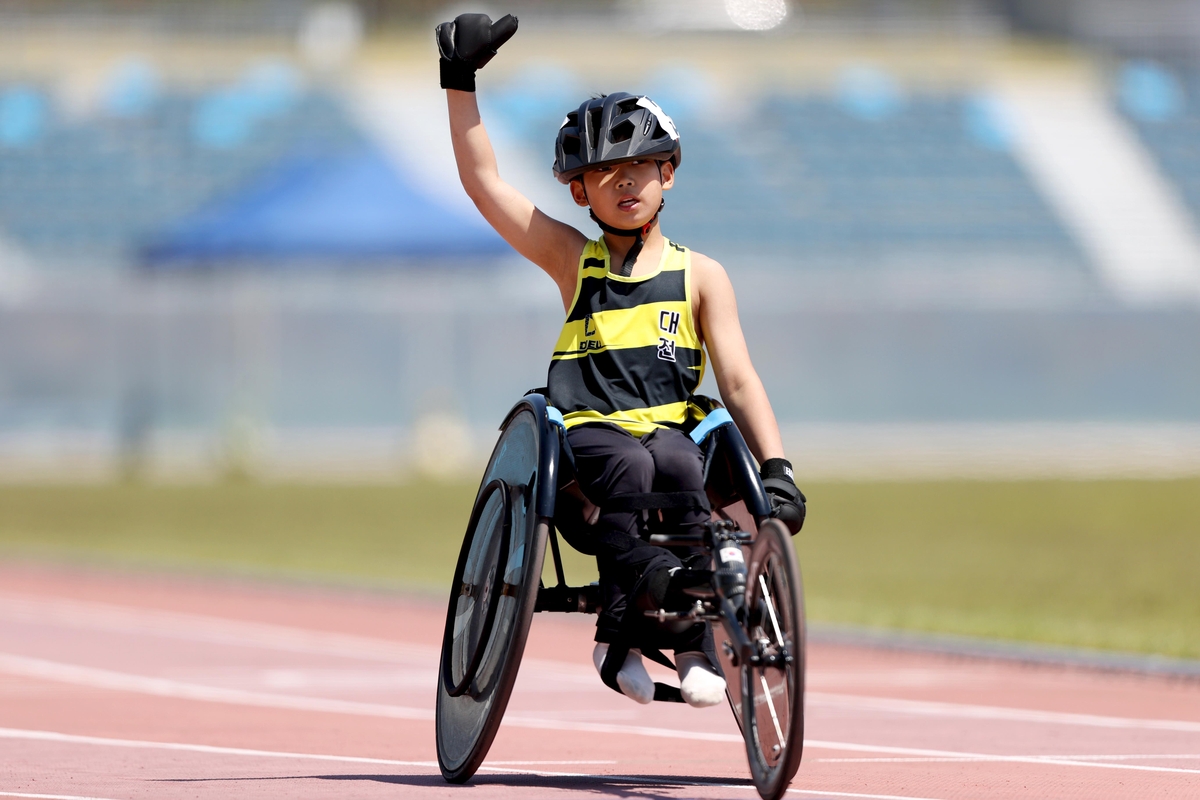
left=553, top=92, right=681, bottom=184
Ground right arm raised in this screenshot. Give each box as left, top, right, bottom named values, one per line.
left=447, top=89, right=584, bottom=306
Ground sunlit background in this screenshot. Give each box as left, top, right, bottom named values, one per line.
left=1, top=0, right=1198, bottom=480
left=0, top=0, right=1198, bottom=657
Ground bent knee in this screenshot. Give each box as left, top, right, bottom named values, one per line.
left=647, top=433, right=703, bottom=488
left=611, top=444, right=655, bottom=488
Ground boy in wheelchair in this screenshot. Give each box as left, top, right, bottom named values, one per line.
left=439, top=13, right=805, bottom=708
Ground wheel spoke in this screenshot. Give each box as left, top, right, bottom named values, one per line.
left=758, top=572, right=785, bottom=646
left=759, top=672, right=787, bottom=750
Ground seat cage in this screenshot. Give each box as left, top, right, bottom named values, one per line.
left=507, top=392, right=773, bottom=615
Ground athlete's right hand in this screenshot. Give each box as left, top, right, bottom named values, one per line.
left=436, top=13, right=518, bottom=92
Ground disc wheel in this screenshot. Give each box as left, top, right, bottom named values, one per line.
left=435, top=408, right=548, bottom=783
left=741, top=518, right=806, bottom=800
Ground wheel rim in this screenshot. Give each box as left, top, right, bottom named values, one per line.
left=436, top=408, right=545, bottom=781
left=742, top=519, right=806, bottom=800
left=747, top=550, right=795, bottom=767
left=443, top=479, right=511, bottom=698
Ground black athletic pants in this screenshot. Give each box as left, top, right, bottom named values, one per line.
left=565, top=423, right=710, bottom=650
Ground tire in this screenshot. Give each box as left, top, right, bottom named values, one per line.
left=435, top=408, right=549, bottom=783
left=740, top=517, right=806, bottom=800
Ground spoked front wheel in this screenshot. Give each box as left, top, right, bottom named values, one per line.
left=741, top=517, right=806, bottom=800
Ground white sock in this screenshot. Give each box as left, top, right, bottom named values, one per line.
left=593, top=642, right=654, bottom=704
left=676, top=651, right=726, bottom=708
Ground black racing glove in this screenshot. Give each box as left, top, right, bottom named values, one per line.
left=760, top=458, right=806, bottom=535
left=435, top=13, right=518, bottom=92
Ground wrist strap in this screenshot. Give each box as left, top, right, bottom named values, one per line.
left=440, top=59, right=476, bottom=92
left=760, top=458, right=794, bottom=482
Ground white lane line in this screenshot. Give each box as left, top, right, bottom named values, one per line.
left=5, top=715, right=1198, bottom=784
left=0, top=726, right=439, bottom=767
left=790, top=792, right=946, bottom=800
left=4, top=651, right=1199, bottom=775
left=485, top=760, right=617, bottom=765
left=0, top=653, right=739, bottom=743
left=0, top=793, right=121, bottom=800
left=0, top=595, right=592, bottom=683
left=821, top=753, right=1200, bottom=764
left=0, top=594, right=434, bottom=663
left=803, top=739, right=1200, bottom=775
left=0, top=728, right=948, bottom=800
left=0, top=729, right=613, bottom=771
left=0, top=653, right=434, bottom=722
left=808, top=691, right=1200, bottom=733
left=7, top=595, right=1197, bottom=732
left=564, top=777, right=945, bottom=796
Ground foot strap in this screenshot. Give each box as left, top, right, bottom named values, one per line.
left=599, top=640, right=684, bottom=704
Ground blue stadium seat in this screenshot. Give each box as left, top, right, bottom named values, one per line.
left=1119, top=66, right=1200, bottom=224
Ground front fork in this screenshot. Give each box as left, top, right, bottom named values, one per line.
left=710, top=522, right=761, bottom=667
left=646, top=520, right=780, bottom=668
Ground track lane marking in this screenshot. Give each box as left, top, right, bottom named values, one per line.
left=5, top=716, right=1199, bottom=781
left=0, top=595, right=592, bottom=682
left=5, top=646, right=1200, bottom=760
left=0, top=594, right=435, bottom=663
left=0, top=652, right=744, bottom=741
left=0, top=653, right=435, bottom=722
left=807, top=691, right=1200, bottom=733
left=821, top=753, right=1200, bottom=763
left=1, top=727, right=952, bottom=800
left=802, top=739, right=1200, bottom=775
left=7, top=594, right=1199, bottom=733
left=0, top=793, right=122, bottom=800
left=0, top=726, right=440, bottom=766
left=4, top=652, right=1200, bottom=775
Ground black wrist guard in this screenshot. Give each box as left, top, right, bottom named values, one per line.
left=439, top=58, right=476, bottom=92
left=760, top=457, right=795, bottom=484
left=760, top=458, right=806, bottom=535
left=435, top=13, right=518, bottom=92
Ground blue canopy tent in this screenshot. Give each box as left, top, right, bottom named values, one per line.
left=141, top=143, right=509, bottom=266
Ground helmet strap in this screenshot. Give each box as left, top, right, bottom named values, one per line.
left=589, top=199, right=666, bottom=278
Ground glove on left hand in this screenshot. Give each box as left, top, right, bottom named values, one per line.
left=760, top=457, right=806, bottom=535
left=435, top=13, right=519, bottom=92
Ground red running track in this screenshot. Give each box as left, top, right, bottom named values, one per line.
left=1, top=561, right=1198, bottom=800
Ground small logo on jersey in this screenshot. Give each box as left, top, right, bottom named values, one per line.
left=578, top=314, right=601, bottom=352
left=658, top=310, right=680, bottom=335
left=657, top=337, right=676, bottom=362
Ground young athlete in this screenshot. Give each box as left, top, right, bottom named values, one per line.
left=437, top=13, right=805, bottom=708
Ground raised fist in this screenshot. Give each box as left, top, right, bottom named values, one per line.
left=435, top=13, right=518, bottom=92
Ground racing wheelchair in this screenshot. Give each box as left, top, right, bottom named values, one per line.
left=435, top=392, right=806, bottom=800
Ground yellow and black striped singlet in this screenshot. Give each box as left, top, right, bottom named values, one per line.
left=547, top=237, right=706, bottom=437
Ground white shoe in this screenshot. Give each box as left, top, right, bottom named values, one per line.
left=593, top=642, right=654, bottom=704
left=676, top=652, right=726, bottom=708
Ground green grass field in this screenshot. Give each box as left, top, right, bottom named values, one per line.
left=1, top=479, right=1197, bottom=659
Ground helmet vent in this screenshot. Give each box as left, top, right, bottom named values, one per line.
left=587, top=107, right=603, bottom=150
left=609, top=119, right=635, bottom=144
left=615, top=98, right=640, bottom=115
left=561, top=133, right=580, bottom=157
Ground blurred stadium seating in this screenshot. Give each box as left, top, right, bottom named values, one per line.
left=0, top=1, right=1198, bottom=479
left=1118, top=62, right=1200, bottom=223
